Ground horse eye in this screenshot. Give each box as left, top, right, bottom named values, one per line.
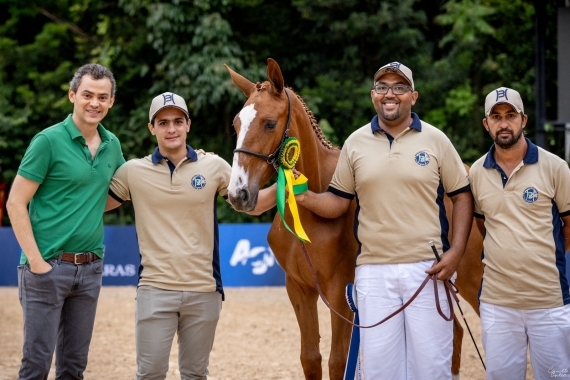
left=265, top=121, right=277, bottom=130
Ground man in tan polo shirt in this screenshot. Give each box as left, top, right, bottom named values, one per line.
left=469, top=87, right=570, bottom=379
left=295, top=62, right=473, bottom=379
left=105, top=92, right=276, bottom=380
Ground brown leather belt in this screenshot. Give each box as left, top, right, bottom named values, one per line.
left=60, top=252, right=100, bottom=265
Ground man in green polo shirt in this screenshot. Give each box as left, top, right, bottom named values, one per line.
left=6, top=63, right=124, bottom=380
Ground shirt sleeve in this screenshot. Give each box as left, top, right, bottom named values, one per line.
left=109, top=161, right=131, bottom=201
left=108, top=132, right=126, bottom=170
left=217, top=156, right=231, bottom=198
left=439, top=138, right=470, bottom=196
left=554, top=161, right=570, bottom=217
left=468, top=167, right=484, bottom=218
left=116, top=143, right=126, bottom=170
left=329, top=143, right=356, bottom=198
left=17, top=134, right=52, bottom=184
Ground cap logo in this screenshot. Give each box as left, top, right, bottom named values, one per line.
left=495, top=88, right=509, bottom=102
left=162, top=93, right=176, bottom=105
left=191, top=174, right=206, bottom=190
left=383, top=62, right=402, bottom=74
left=522, top=187, right=538, bottom=203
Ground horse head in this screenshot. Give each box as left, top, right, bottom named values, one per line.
left=225, top=58, right=293, bottom=212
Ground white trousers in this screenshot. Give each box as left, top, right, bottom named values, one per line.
left=480, top=301, right=570, bottom=380
left=355, top=261, right=454, bottom=380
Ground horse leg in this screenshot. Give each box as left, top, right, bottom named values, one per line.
left=326, top=286, right=353, bottom=380
left=454, top=220, right=484, bottom=316
left=286, top=277, right=322, bottom=380
left=451, top=315, right=464, bottom=380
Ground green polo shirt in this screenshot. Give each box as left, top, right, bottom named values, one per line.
left=17, top=114, right=125, bottom=264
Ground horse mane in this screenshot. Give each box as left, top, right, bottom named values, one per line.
left=290, top=88, right=335, bottom=151
left=254, top=81, right=335, bottom=151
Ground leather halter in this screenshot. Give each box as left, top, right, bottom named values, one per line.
left=233, top=88, right=293, bottom=170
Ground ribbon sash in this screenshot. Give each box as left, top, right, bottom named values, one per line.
left=276, top=169, right=310, bottom=242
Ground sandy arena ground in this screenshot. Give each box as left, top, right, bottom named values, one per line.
left=0, top=286, right=534, bottom=380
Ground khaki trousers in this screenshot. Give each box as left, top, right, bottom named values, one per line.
left=135, top=285, right=222, bottom=380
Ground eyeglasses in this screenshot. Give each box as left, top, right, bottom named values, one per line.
left=373, top=84, right=413, bottom=95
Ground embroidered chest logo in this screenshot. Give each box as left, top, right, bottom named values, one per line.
left=414, top=151, right=431, bottom=166
left=522, top=187, right=539, bottom=203
left=191, top=175, right=206, bottom=189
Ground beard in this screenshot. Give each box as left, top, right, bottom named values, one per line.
left=491, top=125, right=524, bottom=149
left=381, top=107, right=400, bottom=121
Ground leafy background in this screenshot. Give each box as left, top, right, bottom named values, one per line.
left=0, top=0, right=565, bottom=225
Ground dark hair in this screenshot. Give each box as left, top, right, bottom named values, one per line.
left=69, top=63, right=116, bottom=96
left=151, top=114, right=189, bottom=127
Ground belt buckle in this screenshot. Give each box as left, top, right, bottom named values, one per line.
left=74, top=253, right=84, bottom=265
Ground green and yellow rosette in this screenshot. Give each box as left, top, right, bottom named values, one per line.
left=276, top=137, right=310, bottom=242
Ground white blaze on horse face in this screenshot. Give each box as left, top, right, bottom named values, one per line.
left=228, top=104, right=257, bottom=196
left=235, top=104, right=257, bottom=149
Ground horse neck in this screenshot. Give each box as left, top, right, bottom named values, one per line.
left=290, top=100, right=339, bottom=193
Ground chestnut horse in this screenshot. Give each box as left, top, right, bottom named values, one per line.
left=226, top=58, right=484, bottom=379
left=448, top=193, right=485, bottom=377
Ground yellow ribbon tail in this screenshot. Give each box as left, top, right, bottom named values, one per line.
left=284, top=169, right=311, bottom=243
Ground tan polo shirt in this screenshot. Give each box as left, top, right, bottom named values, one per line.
left=470, top=139, right=570, bottom=309
left=109, top=146, right=231, bottom=295
left=330, top=113, right=470, bottom=265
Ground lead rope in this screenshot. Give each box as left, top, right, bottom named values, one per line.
left=299, top=238, right=486, bottom=379
left=300, top=241, right=456, bottom=327
left=299, top=241, right=455, bottom=380
left=430, top=241, right=486, bottom=371
left=342, top=242, right=486, bottom=379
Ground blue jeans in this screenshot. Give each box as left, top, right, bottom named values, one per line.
left=17, top=257, right=103, bottom=380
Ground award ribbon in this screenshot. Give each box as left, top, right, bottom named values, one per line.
left=276, top=137, right=310, bottom=242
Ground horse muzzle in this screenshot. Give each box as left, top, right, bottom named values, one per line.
left=228, top=186, right=259, bottom=212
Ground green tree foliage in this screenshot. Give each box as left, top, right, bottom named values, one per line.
left=427, top=0, right=538, bottom=162
left=0, top=0, right=563, bottom=226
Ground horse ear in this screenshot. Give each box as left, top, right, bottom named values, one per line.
left=225, top=64, right=255, bottom=98
left=266, top=58, right=284, bottom=95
